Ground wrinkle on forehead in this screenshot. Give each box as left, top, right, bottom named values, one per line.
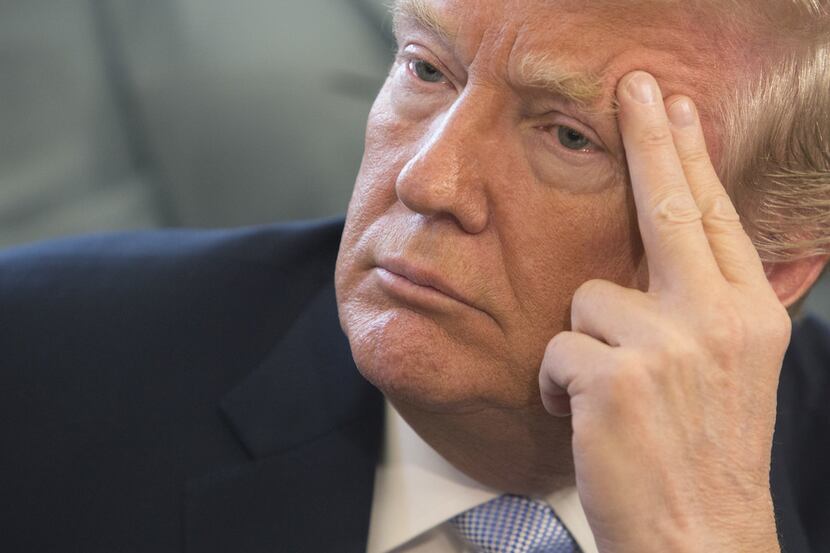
left=395, top=0, right=735, bottom=127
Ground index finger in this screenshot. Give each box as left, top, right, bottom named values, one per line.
left=617, top=71, right=720, bottom=291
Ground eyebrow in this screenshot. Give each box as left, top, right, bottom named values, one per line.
left=392, top=0, right=454, bottom=43
left=517, top=52, right=607, bottom=108
left=392, top=0, right=608, bottom=109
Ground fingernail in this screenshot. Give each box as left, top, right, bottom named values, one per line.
left=626, top=72, right=658, bottom=104
left=668, top=98, right=696, bottom=128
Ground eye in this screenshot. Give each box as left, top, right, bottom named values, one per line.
left=408, top=59, right=446, bottom=83
left=557, top=126, right=592, bottom=151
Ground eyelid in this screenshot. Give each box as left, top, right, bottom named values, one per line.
left=407, top=59, right=449, bottom=84
left=398, top=44, right=455, bottom=85
left=536, top=122, right=604, bottom=161
left=545, top=114, right=606, bottom=153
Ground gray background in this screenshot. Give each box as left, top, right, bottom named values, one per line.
left=1, top=0, right=828, bottom=315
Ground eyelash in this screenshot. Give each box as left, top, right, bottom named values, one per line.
left=546, top=125, right=600, bottom=155
left=401, top=54, right=601, bottom=157
left=402, top=56, right=450, bottom=86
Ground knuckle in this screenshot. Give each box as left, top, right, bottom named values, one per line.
left=651, top=192, right=703, bottom=225
left=656, top=332, right=701, bottom=368
left=684, top=299, right=749, bottom=367
left=636, top=124, right=675, bottom=149
left=701, top=194, right=742, bottom=225
left=696, top=297, right=792, bottom=364
left=643, top=317, right=702, bottom=363
left=544, top=331, right=571, bottom=359
left=572, top=279, right=608, bottom=310
left=614, top=350, right=644, bottom=378
left=602, top=351, right=648, bottom=399
left=776, top=308, right=793, bottom=338
left=763, top=305, right=793, bottom=348
left=703, top=303, right=748, bottom=348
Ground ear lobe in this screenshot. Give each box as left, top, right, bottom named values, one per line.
left=763, top=255, right=830, bottom=308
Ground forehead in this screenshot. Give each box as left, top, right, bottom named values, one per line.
left=396, top=0, right=731, bottom=109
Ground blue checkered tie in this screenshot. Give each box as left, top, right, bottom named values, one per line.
left=450, top=494, right=581, bottom=553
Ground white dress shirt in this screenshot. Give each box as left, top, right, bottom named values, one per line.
left=366, top=401, right=599, bottom=553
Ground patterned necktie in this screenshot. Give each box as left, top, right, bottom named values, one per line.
left=450, top=494, right=581, bottom=553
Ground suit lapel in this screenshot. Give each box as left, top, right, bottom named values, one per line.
left=185, top=282, right=384, bottom=553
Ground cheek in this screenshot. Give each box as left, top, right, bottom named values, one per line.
left=503, top=187, right=641, bottom=336
left=338, top=82, right=433, bottom=301
left=346, top=71, right=456, bottom=246
left=349, top=79, right=429, bottom=211
left=343, top=94, right=407, bottom=234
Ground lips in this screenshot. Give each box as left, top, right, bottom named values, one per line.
left=375, top=257, right=474, bottom=308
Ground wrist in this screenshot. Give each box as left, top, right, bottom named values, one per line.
left=594, top=498, right=781, bottom=553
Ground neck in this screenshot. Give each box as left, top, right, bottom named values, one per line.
left=390, top=398, right=576, bottom=495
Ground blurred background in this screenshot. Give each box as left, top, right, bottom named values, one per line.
left=1, top=0, right=829, bottom=315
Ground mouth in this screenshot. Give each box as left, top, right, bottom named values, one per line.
left=373, top=258, right=474, bottom=309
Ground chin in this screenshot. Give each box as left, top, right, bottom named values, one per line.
left=341, top=301, right=534, bottom=413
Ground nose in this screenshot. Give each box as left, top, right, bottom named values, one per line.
left=394, top=97, right=492, bottom=234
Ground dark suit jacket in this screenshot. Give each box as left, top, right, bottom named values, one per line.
left=0, top=218, right=827, bottom=552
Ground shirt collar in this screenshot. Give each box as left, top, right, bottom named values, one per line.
left=367, top=400, right=598, bottom=553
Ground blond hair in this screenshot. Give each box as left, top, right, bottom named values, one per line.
left=715, top=2, right=830, bottom=263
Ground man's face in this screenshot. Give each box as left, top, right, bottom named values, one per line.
left=335, top=0, right=731, bottom=412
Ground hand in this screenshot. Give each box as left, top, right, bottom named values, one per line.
left=538, top=71, right=790, bottom=553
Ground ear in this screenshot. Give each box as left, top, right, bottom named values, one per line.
left=763, top=255, right=830, bottom=308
